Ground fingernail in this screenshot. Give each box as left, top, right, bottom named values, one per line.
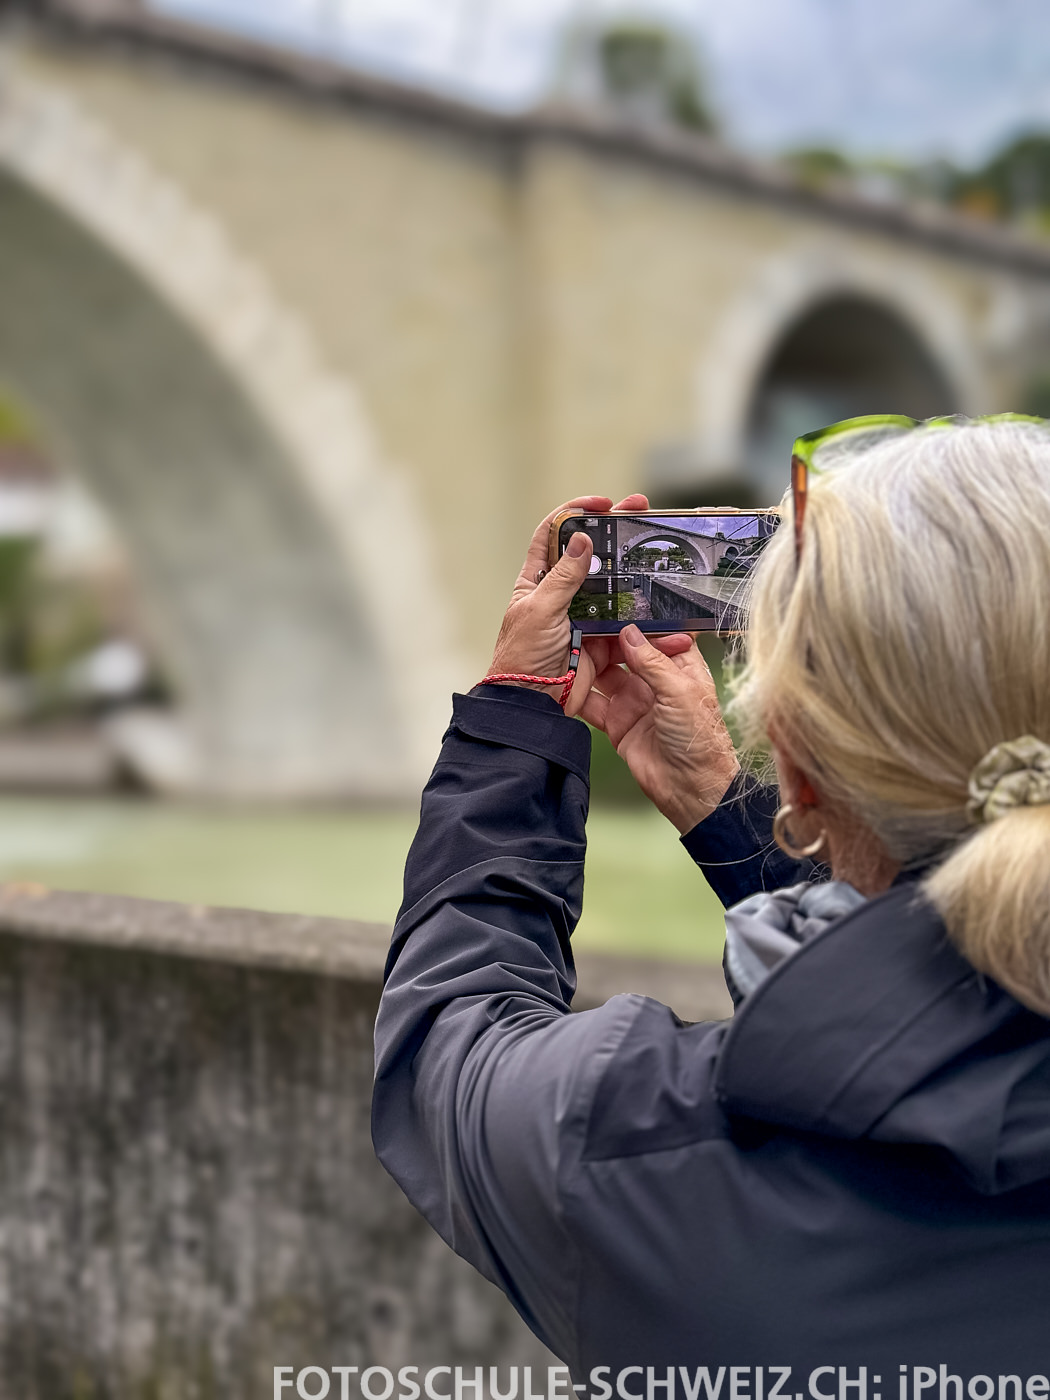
left=622, top=624, right=642, bottom=647
left=566, top=532, right=589, bottom=558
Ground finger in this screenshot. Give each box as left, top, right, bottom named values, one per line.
left=586, top=632, right=691, bottom=682
left=563, top=650, right=597, bottom=719
left=611, top=493, right=649, bottom=512
left=600, top=671, right=658, bottom=747
left=583, top=635, right=625, bottom=682
left=620, top=623, right=712, bottom=698
left=579, top=687, right=610, bottom=732
left=651, top=633, right=695, bottom=658
left=532, top=531, right=593, bottom=615
left=588, top=634, right=624, bottom=669
left=594, top=632, right=692, bottom=671
left=591, top=661, right=633, bottom=700
left=520, top=496, right=611, bottom=587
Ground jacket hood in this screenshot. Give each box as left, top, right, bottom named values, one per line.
left=713, top=880, right=1050, bottom=1195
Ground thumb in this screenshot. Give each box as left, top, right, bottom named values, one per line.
left=620, top=623, right=688, bottom=695
left=536, top=531, right=593, bottom=612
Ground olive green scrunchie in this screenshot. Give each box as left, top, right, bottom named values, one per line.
left=967, top=735, right=1050, bottom=824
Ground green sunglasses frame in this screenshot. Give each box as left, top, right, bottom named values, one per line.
left=789, top=412, right=1047, bottom=564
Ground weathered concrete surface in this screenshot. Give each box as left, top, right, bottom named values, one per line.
left=0, top=885, right=729, bottom=1399
left=0, top=886, right=732, bottom=1019
left=646, top=574, right=749, bottom=627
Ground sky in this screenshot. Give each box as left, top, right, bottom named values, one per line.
left=642, top=515, right=764, bottom=539
left=153, top=0, right=1050, bottom=166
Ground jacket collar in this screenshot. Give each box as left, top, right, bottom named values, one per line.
left=713, top=879, right=1031, bottom=1139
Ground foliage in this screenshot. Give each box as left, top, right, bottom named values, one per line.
left=599, top=22, right=716, bottom=133
left=1020, top=373, right=1050, bottom=419
left=569, top=590, right=636, bottom=622
left=625, top=545, right=664, bottom=570
left=0, top=389, right=137, bottom=715
left=0, top=544, right=120, bottom=722
left=588, top=723, right=648, bottom=806
left=555, top=14, right=717, bottom=136
left=0, top=538, right=39, bottom=673
left=624, top=543, right=695, bottom=573
left=26, top=573, right=111, bottom=679
left=0, top=393, right=37, bottom=448
left=949, top=134, right=1050, bottom=224
left=780, top=132, right=1050, bottom=237
left=780, top=147, right=855, bottom=189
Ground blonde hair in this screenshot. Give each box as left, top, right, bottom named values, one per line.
left=728, top=419, right=1050, bottom=1015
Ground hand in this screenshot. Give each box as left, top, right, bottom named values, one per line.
left=580, top=624, right=740, bottom=833
left=486, top=493, right=650, bottom=717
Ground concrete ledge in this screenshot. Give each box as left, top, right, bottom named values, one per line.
left=0, top=881, right=394, bottom=981
left=575, top=949, right=731, bottom=1021
left=0, top=883, right=732, bottom=1019
left=0, top=883, right=729, bottom=1394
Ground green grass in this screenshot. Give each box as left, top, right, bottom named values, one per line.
left=578, top=806, right=727, bottom=961
left=0, top=796, right=726, bottom=963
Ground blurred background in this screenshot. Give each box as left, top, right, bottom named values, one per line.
left=4, top=0, right=1050, bottom=960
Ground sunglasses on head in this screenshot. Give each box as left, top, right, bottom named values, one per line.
left=789, top=412, right=1047, bottom=566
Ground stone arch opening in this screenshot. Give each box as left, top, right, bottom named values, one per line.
left=745, top=295, right=958, bottom=498
left=0, top=164, right=405, bottom=796
left=622, top=529, right=710, bottom=574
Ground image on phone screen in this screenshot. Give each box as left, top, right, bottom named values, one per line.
left=558, top=512, right=778, bottom=632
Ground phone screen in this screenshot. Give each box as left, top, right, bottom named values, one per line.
left=557, top=512, right=778, bottom=633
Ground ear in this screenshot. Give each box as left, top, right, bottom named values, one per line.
left=771, top=742, right=820, bottom=810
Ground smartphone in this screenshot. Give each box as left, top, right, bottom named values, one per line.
left=548, top=508, right=780, bottom=634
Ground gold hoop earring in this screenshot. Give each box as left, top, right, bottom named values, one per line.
left=772, top=803, right=827, bottom=860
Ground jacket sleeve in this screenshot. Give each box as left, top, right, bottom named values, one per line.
left=371, top=685, right=643, bottom=1364
left=679, top=771, right=819, bottom=907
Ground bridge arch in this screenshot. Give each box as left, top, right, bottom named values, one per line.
left=746, top=293, right=959, bottom=494
left=0, top=73, right=459, bottom=796
left=693, top=240, right=984, bottom=498
left=618, top=523, right=732, bottom=575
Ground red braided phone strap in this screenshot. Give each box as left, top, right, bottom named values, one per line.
left=477, top=628, right=583, bottom=709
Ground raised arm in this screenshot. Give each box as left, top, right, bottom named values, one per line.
left=372, top=496, right=633, bottom=1359
left=371, top=494, right=811, bottom=1359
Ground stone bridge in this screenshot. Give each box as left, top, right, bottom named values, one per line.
left=618, top=521, right=751, bottom=575
left=4, top=0, right=1050, bottom=794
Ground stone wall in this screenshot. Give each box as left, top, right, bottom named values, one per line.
left=0, top=885, right=730, bottom=1399
left=647, top=576, right=715, bottom=621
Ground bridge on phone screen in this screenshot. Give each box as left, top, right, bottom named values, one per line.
left=5, top=0, right=1050, bottom=794
left=617, top=522, right=752, bottom=576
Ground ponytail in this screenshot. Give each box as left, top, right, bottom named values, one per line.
left=925, top=806, right=1050, bottom=1017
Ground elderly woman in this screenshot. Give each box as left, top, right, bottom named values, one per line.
left=372, top=417, right=1050, bottom=1377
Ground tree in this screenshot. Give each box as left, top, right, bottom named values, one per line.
left=949, top=134, right=1050, bottom=226
left=780, top=147, right=855, bottom=190
left=553, top=13, right=717, bottom=135
left=625, top=544, right=666, bottom=570
left=0, top=392, right=36, bottom=450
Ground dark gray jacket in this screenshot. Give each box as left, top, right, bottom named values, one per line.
left=372, top=687, right=1050, bottom=1376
